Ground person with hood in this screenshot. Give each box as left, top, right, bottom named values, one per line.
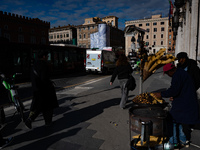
left=25, top=50, right=59, bottom=129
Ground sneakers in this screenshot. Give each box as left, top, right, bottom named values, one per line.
left=25, top=118, right=32, bottom=129
left=0, top=137, right=14, bottom=149
left=181, top=140, right=190, bottom=148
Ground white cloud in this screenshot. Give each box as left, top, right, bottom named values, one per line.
left=1, top=0, right=171, bottom=29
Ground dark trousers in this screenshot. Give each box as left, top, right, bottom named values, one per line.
left=182, top=124, right=193, bottom=141
left=29, top=109, right=53, bottom=125
left=166, top=113, right=193, bottom=142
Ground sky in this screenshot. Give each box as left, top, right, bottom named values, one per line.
left=0, top=0, right=173, bottom=30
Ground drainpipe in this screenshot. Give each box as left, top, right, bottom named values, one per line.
left=196, top=0, right=200, bottom=61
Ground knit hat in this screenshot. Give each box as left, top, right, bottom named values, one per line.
left=163, top=63, right=175, bottom=73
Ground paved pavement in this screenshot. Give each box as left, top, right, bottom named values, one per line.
left=1, top=69, right=200, bottom=150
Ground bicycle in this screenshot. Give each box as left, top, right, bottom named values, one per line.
left=0, top=73, right=25, bottom=122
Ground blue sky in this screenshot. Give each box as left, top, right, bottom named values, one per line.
left=0, top=0, right=172, bottom=30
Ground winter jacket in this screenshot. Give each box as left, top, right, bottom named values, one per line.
left=161, top=68, right=199, bottom=124
left=177, top=59, right=200, bottom=90
left=110, top=64, right=133, bottom=83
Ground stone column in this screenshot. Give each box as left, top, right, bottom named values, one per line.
left=190, top=0, right=199, bottom=60
left=184, top=2, right=191, bottom=56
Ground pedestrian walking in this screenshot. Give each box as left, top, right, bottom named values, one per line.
left=25, top=50, right=59, bottom=129
left=110, top=55, right=133, bottom=109
left=154, top=63, right=199, bottom=149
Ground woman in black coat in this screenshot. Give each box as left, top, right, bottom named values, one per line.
left=25, top=50, right=58, bottom=129
left=110, top=55, right=133, bottom=109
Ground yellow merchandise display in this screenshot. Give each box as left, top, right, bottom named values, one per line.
left=132, top=134, right=166, bottom=148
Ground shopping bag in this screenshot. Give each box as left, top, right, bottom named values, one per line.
left=125, top=75, right=136, bottom=91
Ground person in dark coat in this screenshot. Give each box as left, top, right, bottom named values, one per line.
left=110, top=55, right=133, bottom=109
left=154, top=63, right=199, bottom=148
left=176, top=52, right=200, bottom=91
left=25, top=50, right=58, bottom=129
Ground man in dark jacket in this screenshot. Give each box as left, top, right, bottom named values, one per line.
left=25, top=50, right=58, bottom=129
left=176, top=52, right=200, bottom=91
left=154, top=63, right=199, bottom=148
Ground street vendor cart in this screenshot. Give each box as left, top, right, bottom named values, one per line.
left=125, top=25, right=177, bottom=150
left=129, top=93, right=169, bottom=150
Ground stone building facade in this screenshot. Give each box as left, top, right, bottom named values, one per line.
left=77, top=16, right=124, bottom=49
left=49, top=25, right=77, bottom=45
left=173, top=0, right=200, bottom=61
left=102, top=16, right=118, bottom=28
left=168, top=17, right=175, bottom=54
left=125, top=15, right=169, bottom=55
left=0, top=11, right=50, bottom=45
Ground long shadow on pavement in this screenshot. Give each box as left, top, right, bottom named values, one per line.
left=3, top=96, right=120, bottom=149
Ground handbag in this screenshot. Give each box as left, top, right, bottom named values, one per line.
left=125, top=75, right=136, bottom=91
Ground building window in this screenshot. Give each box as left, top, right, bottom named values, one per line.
left=139, top=24, right=142, bottom=27
left=57, top=35, right=59, bottom=38
left=111, top=20, right=114, bottom=26
left=161, top=27, right=165, bottom=31
left=146, top=23, right=150, bottom=26
left=79, top=34, right=81, bottom=39
left=169, top=29, right=172, bottom=32
left=146, top=35, right=149, bottom=39
left=161, top=34, right=163, bottom=38
left=83, top=27, right=85, bottom=30
left=146, top=28, right=150, bottom=32
left=169, top=35, right=171, bottom=39
left=79, top=28, right=81, bottom=31
left=153, top=22, right=157, bottom=25
left=88, top=26, right=90, bottom=30
left=161, top=41, right=163, bottom=45
left=66, top=33, right=69, bottom=37
left=4, top=25, right=8, bottom=30
left=19, top=27, right=22, bottom=32
left=4, top=33, right=10, bottom=41
left=154, top=41, right=156, bottom=45
left=18, top=35, right=24, bottom=43
left=146, top=42, right=149, bottom=46
left=31, top=36, right=36, bottom=44
left=154, top=28, right=157, bottom=32
left=161, top=22, right=164, bottom=25
left=84, top=34, right=85, bottom=38
left=93, top=26, right=95, bottom=29
left=60, top=35, right=63, bottom=38
left=154, top=35, right=156, bottom=39
left=169, top=41, right=171, bottom=45
left=54, top=35, right=56, bottom=39
left=49, top=35, right=52, bottom=39
left=41, top=37, right=46, bottom=44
